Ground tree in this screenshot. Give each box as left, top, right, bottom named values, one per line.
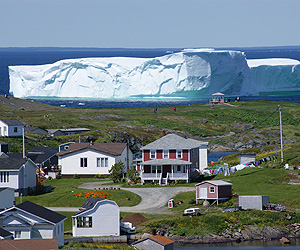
left=109, top=161, right=125, bottom=183
left=127, top=167, right=139, bottom=183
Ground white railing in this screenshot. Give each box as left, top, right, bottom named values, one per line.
left=167, top=172, right=189, bottom=180
left=141, top=173, right=162, bottom=180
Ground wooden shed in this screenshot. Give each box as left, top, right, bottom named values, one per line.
left=132, top=235, right=174, bottom=250
left=195, top=180, right=232, bottom=205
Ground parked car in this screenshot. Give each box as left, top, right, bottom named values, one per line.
left=120, top=222, right=137, bottom=234
left=183, top=208, right=201, bottom=216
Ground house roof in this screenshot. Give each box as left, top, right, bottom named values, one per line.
left=57, top=142, right=127, bottom=157
left=25, top=125, right=47, bottom=133
left=73, top=199, right=119, bottom=217
left=60, top=128, right=90, bottom=132
left=0, top=227, right=13, bottom=238
left=16, top=201, right=66, bottom=224
left=133, top=235, right=174, bottom=247
left=142, top=134, right=208, bottom=150
left=150, top=235, right=175, bottom=245
left=0, top=140, right=8, bottom=145
left=140, top=159, right=192, bottom=165
left=0, top=187, right=14, bottom=193
left=27, top=146, right=58, bottom=164
left=212, top=92, right=224, bottom=96
left=0, top=239, right=58, bottom=250
left=196, top=180, right=232, bottom=186
left=0, top=119, right=24, bottom=126
left=0, top=157, right=27, bottom=170
left=81, top=197, right=104, bottom=210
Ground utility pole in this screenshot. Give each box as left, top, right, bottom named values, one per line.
left=278, top=105, right=283, bottom=163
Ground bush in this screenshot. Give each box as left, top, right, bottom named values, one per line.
left=48, top=176, right=53, bottom=181
left=73, top=174, right=79, bottom=179
left=56, top=170, right=61, bottom=179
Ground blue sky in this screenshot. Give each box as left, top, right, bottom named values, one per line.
left=0, top=0, right=299, bottom=48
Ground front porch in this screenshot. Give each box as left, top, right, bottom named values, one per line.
left=140, top=159, right=191, bottom=185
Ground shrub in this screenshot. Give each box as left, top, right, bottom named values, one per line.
left=56, top=170, right=61, bottom=179
left=73, top=174, right=79, bottom=179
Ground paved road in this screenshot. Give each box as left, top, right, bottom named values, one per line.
left=48, top=182, right=194, bottom=214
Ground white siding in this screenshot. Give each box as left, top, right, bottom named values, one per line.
left=60, top=149, right=117, bottom=175
left=0, top=171, right=19, bottom=189
left=199, top=145, right=208, bottom=171
left=115, top=146, right=133, bottom=173
left=0, top=121, right=8, bottom=136
left=73, top=200, right=120, bottom=237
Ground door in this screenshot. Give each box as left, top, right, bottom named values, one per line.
left=199, top=186, right=207, bottom=199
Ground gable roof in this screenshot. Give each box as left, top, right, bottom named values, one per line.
left=196, top=180, right=232, bottom=186
left=27, top=146, right=58, bottom=164
left=142, top=133, right=208, bottom=150
left=57, top=142, right=127, bottom=157
left=16, top=201, right=66, bottom=224
left=132, top=235, right=174, bottom=247
left=0, top=157, right=27, bottom=170
left=0, top=119, right=24, bottom=126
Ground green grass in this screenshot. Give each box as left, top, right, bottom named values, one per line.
left=16, top=178, right=141, bottom=207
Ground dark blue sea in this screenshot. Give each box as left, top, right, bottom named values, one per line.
left=1, top=46, right=300, bottom=108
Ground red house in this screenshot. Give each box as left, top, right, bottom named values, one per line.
left=195, top=180, right=232, bottom=205
left=140, top=134, right=208, bottom=185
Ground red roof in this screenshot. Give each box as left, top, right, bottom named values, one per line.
left=0, top=239, right=58, bottom=250
left=150, top=235, right=174, bottom=245
left=57, top=142, right=127, bottom=157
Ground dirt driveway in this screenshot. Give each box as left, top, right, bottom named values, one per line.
left=78, top=182, right=194, bottom=214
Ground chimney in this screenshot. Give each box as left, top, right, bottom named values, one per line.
left=162, top=130, right=166, bottom=137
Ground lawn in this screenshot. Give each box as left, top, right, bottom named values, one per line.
left=16, top=178, right=141, bottom=207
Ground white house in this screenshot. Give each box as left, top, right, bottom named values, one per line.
left=0, top=119, right=24, bottom=137
left=0, top=156, right=37, bottom=196
left=72, top=197, right=120, bottom=237
left=0, top=188, right=15, bottom=210
left=140, top=133, right=208, bottom=185
left=57, top=142, right=133, bottom=178
left=0, top=201, right=66, bottom=247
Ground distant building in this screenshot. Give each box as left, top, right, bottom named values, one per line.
left=47, top=128, right=90, bottom=136
left=72, top=198, right=120, bottom=237
left=239, top=195, right=269, bottom=210
left=196, top=180, right=232, bottom=205
left=25, top=125, right=48, bottom=135
left=140, top=133, right=208, bottom=185
left=0, top=119, right=24, bottom=137
left=57, top=142, right=132, bottom=178
left=0, top=201, right=66, bottom=247
left=132, top=235, right=175, bottom=250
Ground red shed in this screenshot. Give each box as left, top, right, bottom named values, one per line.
left=195, top=180, right=232, bottom=205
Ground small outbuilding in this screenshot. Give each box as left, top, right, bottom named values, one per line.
left=195, top=180, right=232, bottom=205
left=210, top=92, right=225, bottom=104
left=72, top=197, right=120, bottom=237
left=132, top=235, right=174, bottom=250
left=238, top=195, right=269, bottom=210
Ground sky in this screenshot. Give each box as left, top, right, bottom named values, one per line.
left=0, top=0, right=299, bottom=48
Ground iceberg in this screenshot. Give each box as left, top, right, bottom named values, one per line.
left=8, top=49, right=300, bottom=99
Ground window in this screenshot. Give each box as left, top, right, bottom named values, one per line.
left=80, top=158, right=87, bottom=168
left=97, top=157, right=108, bottom=167
left=15, top=231, right=21, bottom=239
left=163, top=150, right=168, bottom=158
left=150, top=150, right=156, bottom=159
left=209, top=186, right=215, bottom=193
left=151, top=165, right=162, bottom=174
left=177, top=150, right=182, bottom=158
left=0, top=172, right=9, bottom=183
left=14, top=127, right=18, bottom=133
left=77, top=217, right=92, bottom=228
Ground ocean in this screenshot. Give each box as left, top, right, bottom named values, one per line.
left=1, top=46, right=300, bottom=108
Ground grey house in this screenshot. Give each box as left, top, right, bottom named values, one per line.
left=132, top=235, right=174, bottom=250
left=0, top=119, right=24, bottom=137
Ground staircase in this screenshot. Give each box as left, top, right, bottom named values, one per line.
left=161, top=178, right=168, bottom=185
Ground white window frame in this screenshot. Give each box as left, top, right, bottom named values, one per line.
left=97, top=157, right=108, bottom=167
left=150, top=150, right=156, bottom=159
left=209, top=186, right=215, bottom=193
left=163, top=150, right=168, bottom=159
left=177, top=150, right=182, bottom=159
left=80, top=157, right=87, bottom=168
left=15, top=231, right=21, bottom=239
